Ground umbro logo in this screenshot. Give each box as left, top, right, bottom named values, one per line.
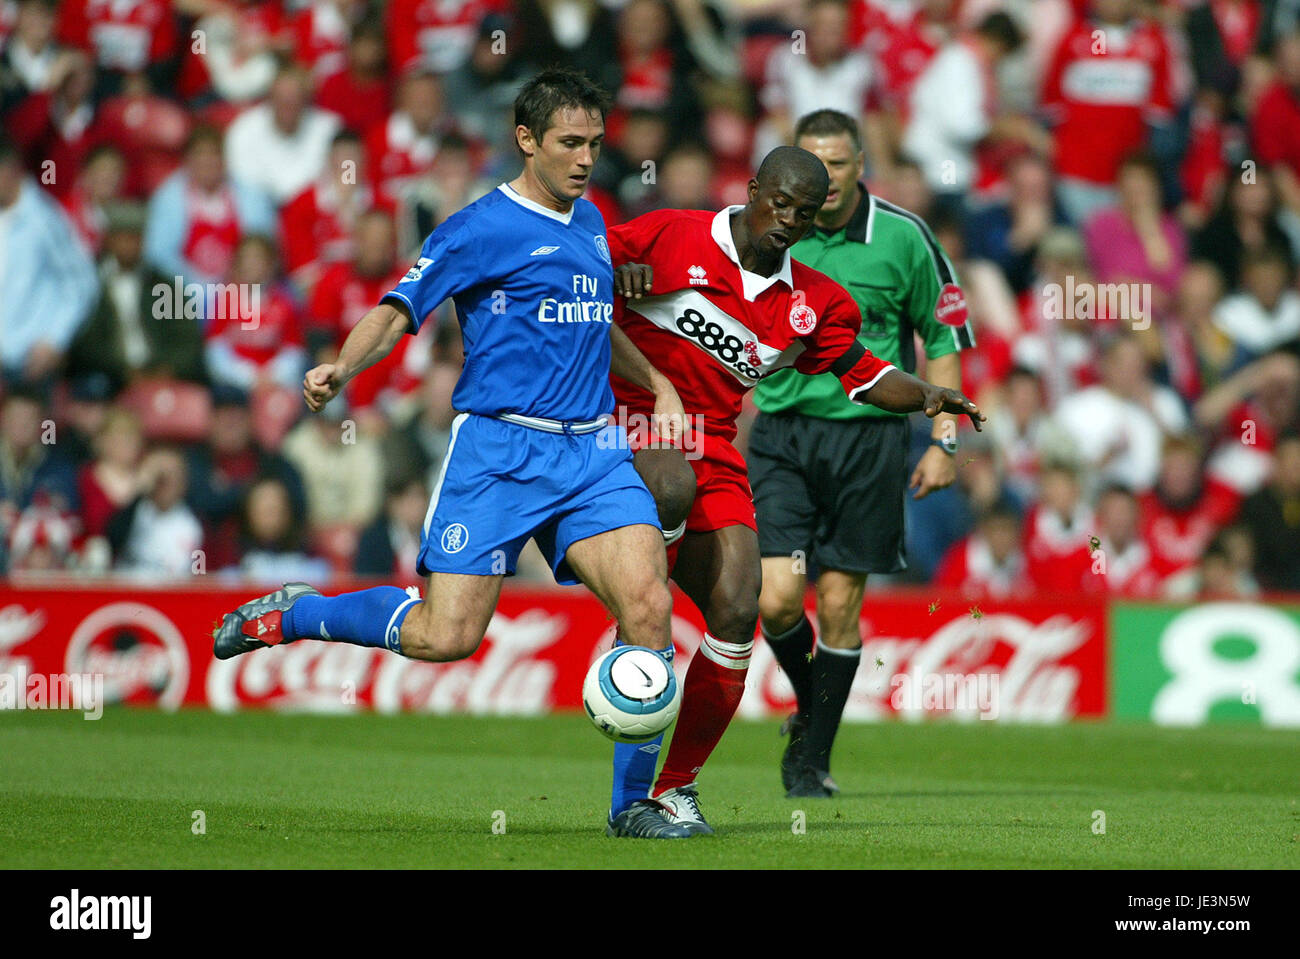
left=530, top=245, right=560, bottom=256
left=687, top=265, right=708, bottom=286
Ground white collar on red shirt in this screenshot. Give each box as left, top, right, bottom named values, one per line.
left=711, top=205, right=794, bottom=302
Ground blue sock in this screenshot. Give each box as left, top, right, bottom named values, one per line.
left=285, top=586, right=420, bottom=654
left=610, top=638, right=674, bottom=818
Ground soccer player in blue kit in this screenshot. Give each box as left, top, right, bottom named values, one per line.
left=211, top=70, right=690, bottom=836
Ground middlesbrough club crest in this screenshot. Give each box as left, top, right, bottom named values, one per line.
left=788, top=303, right=818, bottom=334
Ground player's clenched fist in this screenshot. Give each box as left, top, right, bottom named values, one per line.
left=615, top=262, right=653, bottom=299
left=303, top=364, right=343, bottom=412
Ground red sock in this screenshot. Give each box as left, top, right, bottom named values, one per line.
left=653, top=633, right=751, bottom=794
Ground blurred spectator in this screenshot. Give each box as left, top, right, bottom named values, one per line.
left=281, top=397, right=384, bottom=531
left=144, top=124, right=275, bottom=287
left=0, top=387, right=78, bottom=514
left=1250, top=30, right=1300, bottom=239
left=1088, top=483, right=1161, bottom=596
left=1237, top=430, right=1300, bottom=591
left=204, top=234, right=308, bottom=392
left=1211, top=246, right=1300, bottom=365
left=1083, top=151, right=1188, bottom=320
left=964, top=150, right=1064, bottom=293
left=1139, top=434, right=1241, bottom=587
left=55, top=0, right=178, bottom=97
left=0, top=0, right=62, bottom=112
left=1171, top=260, right=1234, bottom=397
left=0, top=137, right=99, bottom=387
left=386, top=0, right=503, bottom=76
left=759, top=0, right=887, bottom=175
left=233, top=474, right=331, bottom=582
left=290, top=0, right=364, bottom=82
left=1052, top=335, right=1190, bottom=493
left=514, top=0, right=620, bottom=95
left=593, top=106, right=670, bottom=215
left=308, top=209, right=420, bottom=415
left=66, top=199, right=207, bottom=391
left=608, top=0, right=703, bottom=145
left=1191, top=165, right=1296, bottom=292
left=397, top=131, right=493, bottom=256
left=1042, top=0, right=1177, bottom=226
left=106, top=445, right=202, bottom=578
left=440, top=11, right=526, bottom=163
left=281, top=128, right=393, bottom=292
left=366, top=68, right=462, bottom=206
left=1163, top=527, right=1260, bottom=600
left=1012, top=226, right=1103, bottom=408
left=985, top=365, right=1052, bottom=501
left=903, top=10, right=1027, bottom=206
left=224, top=62, right=341, bottom=205
left=1185, top=0, right=1270, bottom=101
left=77, top=405, right=145, bottom=539
left=5, top=496, right=78, bottom=574
left=1195, top=349, right=1300, bottom=495
left=1024, top=455, right=1094, bottom=594
left=185, top=384, right=306, bottom=571
left=317, top=18, right=392, bottom=137
left=381, top=358, right=459, bottom=492
left=637, top=139, right=716, bottom=215
left=933, top=497, right=1026, bottom=597
left=189, top=0, right=292, bottom=105
left=354, top=472, right=427, bottom=577
left=6, top=47, right=95, bottom=199
left=60, top=141, right=125, bottom=255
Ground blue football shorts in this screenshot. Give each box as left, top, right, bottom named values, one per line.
left=417, top=413, right=661, bottom=585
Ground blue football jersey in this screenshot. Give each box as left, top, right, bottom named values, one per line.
left=382, top=184, right=617, bottom=421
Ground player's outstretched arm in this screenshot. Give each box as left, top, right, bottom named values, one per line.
left=303, top=303, right=409, bottom=412
left=861, top=368, right=986, bottom=432
left=608, top=320, right=687, bottom=443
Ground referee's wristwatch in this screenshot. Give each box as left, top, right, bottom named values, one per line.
left=930, top=436, right=958, bottom=456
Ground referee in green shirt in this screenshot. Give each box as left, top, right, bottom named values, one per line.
left=750, top=109, right=976, bottom=797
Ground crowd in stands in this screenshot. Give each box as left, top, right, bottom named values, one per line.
left=1, top=0, right=1299, bottom=598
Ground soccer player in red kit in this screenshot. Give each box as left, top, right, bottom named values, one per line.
left=601, top=146, right=985, bottom=837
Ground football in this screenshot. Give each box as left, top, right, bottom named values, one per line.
left=582, top=645, right=681, bottom=743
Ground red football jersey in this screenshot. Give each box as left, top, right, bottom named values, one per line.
left=607, top=207, right=893, bottom=443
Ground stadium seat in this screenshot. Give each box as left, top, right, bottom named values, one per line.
left=117, top=379, right=212, bottom=443
left=250, top=385, right=303, bottom=452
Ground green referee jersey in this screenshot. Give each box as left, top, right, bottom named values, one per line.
left=753, top=185, right=975, bottom=420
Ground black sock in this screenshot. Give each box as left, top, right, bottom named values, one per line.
left=762, top=614, right=815, bottom=719
left=804, top=640, right=861, bottom=773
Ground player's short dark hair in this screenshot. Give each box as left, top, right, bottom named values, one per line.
left=514, top=68, right=611, bottom=153
left=793, top=109, right=862, bottom=153
left=755, top=145, right=830, bottom=196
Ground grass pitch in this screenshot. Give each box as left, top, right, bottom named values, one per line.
left=2, top=710, right=1296, bottom=869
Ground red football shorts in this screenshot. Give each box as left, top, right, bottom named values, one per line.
left=617, top=414, right=757, bottom=534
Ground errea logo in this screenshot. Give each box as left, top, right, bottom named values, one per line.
left=688, top=265, right=708, bottom=286
left=401, top=257, right=432, bottom=283
left=530, top=245, right=560, bottom=256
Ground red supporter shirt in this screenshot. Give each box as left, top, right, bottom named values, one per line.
left=1252, top=80, right=1300, bottom=179
left=1041, top=17, right=1175, bottom=184
left=1024, top=503, right=1095, bottom=594
left=317, top=70, right=393, bottom=137
left=309, top=262, right=421, bottom=410
left=206, top=285, right=302, bottom=369
left=385, top=0, right=502, bottom=74
left=57, top=0, right=177, bottom=72
left=1139, top=479, right=1241, bottom=581
left=607, top=206, right=893, bottom=444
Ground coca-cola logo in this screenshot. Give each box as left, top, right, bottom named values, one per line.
left=0, top=604, right=46, bottom=651
left=207, top=609, right=570, bottom=714
left=65, top=603, right=190, bottom=710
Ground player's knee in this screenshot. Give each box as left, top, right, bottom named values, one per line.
left=705, top=589, right=759, bottom=646
left=634, top=450, right=696, bottom=531
left=758, top=584, right=804, bottom=634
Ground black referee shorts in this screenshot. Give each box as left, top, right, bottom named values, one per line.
left=748, top=412, right=908, bottom=575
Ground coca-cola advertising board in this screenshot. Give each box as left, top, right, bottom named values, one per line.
left=0, top=584, right=1107, bottom=721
